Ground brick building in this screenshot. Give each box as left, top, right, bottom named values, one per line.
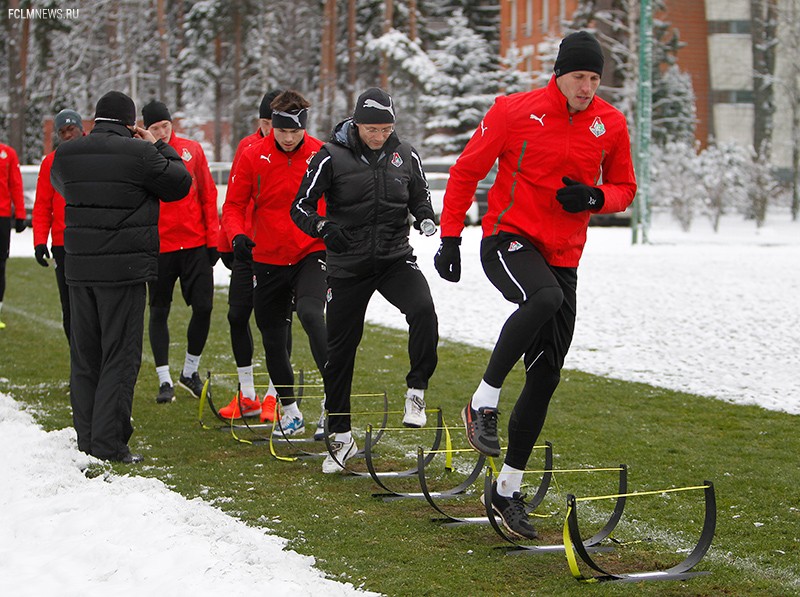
left=499, top=0, right=795, bottom=170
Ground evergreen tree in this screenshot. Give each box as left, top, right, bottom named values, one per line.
left=420, top=10, right=526, bottom=156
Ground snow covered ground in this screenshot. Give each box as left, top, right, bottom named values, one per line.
left=2, top=210, right=798, bottom=595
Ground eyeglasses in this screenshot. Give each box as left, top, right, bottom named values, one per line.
left=361, top=126, right=394, bottom=136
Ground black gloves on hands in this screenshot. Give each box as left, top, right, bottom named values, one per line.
left=219, top=252, right=234, bottom=270
left=434, top=237, right=462, bottom=282
left=34, top=244, right=50, bottom=267
left=232, top=234, right=255, bottom=262
left=556, top=177, right=605, bottom=213
left=14, top=218, right=27, bottom=233
left=207, top=247, right=219, bottom=267
left=320, top=222, right=349, bottom=253
left=413, top=218, right=437, bottom=237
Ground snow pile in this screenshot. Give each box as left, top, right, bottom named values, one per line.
left=0, top=393, right=378, bottom=597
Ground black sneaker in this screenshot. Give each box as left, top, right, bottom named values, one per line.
left=482, top=481, right=538, bottom=540
left=156, top=382, right=175, bottom=404
left=120, top=452, right=144, bottom=464
left=462, top=402, right=501, bottom=457
left=179, top=372, right=204, bottom=399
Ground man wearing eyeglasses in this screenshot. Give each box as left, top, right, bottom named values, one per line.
left=291, top=87, right=439, bottom=474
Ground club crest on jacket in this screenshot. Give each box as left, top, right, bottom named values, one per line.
left=590, top=117, right=606, bottom=138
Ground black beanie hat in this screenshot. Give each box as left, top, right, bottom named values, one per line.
left=142, top=100, right=172, bottom=129
left=94, top=91, right=136, bottom=126
left=259, top=89, right=283, bottom=119
left=353, top=88, right=395, bottom=124
left=553, top=31, right=604, bottom=77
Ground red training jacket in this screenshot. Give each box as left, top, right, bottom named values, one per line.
left=222, top=132, right=326, bottom=265
left=0, top=143, right=25, bottom=219
left=32, top=151, right=66, bottom=246
left=217, top=129, right=262, bottom=253
left=158, top=132, right=218, bottom=253
left=441, top=75, right=637, bottom=267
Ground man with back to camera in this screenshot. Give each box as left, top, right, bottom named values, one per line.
left=33, top=108, right=86, bottom=342
left=142, top=100, right=219, bottom=405
left=50, top=91, right=191, bottom=463
left=435, top=31, right=637, bottom=538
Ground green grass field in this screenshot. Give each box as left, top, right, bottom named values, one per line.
left=1, top=256, right=799, bottom=596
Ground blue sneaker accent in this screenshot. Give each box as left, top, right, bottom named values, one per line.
left=272, top=414, right=305, bottom=437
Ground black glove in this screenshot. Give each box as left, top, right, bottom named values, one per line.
left=35, top=244, right=50, bottom=267
left=232, top=234, right=255, bottom=262
left=219, top=251, right=234, bottom=270
left=413, top=218, right=437, bottom=237
left=434, top=237, right=462, bottom=282
left=320, top=222, right=349, bottom=253
left=207, top=247, right=219, bottom=266
left=14, top=218, right=27, bottom=233
left=556, top=177, right=605, bottom=213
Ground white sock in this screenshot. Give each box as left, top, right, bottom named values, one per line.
left=282, top=401, right=301, bottom=419
left=0, top=301, right=3, bottom=315
left=407, top=388, right=424, bottom=400
left=470, top=379, right=501, bottom=410
left=496, top=464, right=524, bottom=497
left=156, top=365, right=172, bottom=386
left=266, top=378, right=277, bottom=397
left=182, top=352, right=201, bottom=377
left=334, top=431, right=352, bottom=444
left=237, top=366, right=256, bottom=399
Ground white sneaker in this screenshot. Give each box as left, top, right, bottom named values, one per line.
left=321, top=437, right=358, bottom=474
left=402, top=393, right=427, bottom=428
left=272, top=414, right=305, bottom=437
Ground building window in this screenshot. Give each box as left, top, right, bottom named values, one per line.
left=707, top=20, right=751, bottom=34
left=526, top=0, right=533, bottom=37
left=510, top=0, right=518, bottom=43
left=711, top=89, right=755, bottom=104
left=542, top=0, right=549, bottom=33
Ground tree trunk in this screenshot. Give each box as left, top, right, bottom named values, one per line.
left=232, top=4, right=243, bottom=152
left=751, top=0, right=778, bottom=158
left=157, top=0, right=168, bottom=99
left=214, top=35, right=223, bottom=161
left=347, top=0, right=357, bottom=111
left=6, top=0, right=29, bottom=159
left=380, top=0, right=394, bottom=90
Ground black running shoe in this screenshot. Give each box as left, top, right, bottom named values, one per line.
left=482, top=481, right=538, bottom=540
left=462, top=402, right=501, bottom=457
left=179, top=372, right=204, bottom=399
left=156, top=382, right=175, bottom=404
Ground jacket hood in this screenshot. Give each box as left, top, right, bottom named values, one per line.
left=331, top=118, right=356, bottom=147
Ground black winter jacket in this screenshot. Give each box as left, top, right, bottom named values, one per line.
left=51, top=122, right=191, bottom=286
left=291, top=119, right=434, bottom=278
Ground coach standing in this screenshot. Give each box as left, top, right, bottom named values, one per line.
left=51, top=91, right=191, bottom=463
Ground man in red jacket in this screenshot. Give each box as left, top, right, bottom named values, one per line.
left=222, top=90, right=327, bottom=438
left=142, top=100, right=219, bottom=404
left=435, top=31, right=637, bottom=539
left=0, top=140, right=25, bottom=330
left=217, top=89, right=286, bottom=422
left=33, top=108, right=86, bottom=342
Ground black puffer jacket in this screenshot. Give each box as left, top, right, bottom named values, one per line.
left=51, top=122, right=191, bottom=286
left=292, top=119, right=434, bottom=278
